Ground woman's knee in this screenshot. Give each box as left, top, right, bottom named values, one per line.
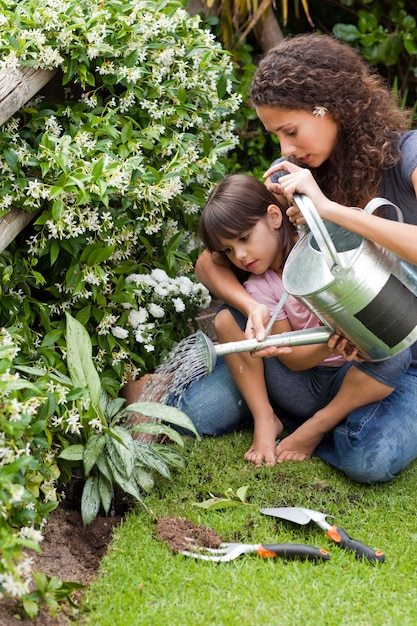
left=335, top=443, right=403, bottom=484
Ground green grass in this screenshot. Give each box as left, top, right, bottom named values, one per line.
left=80, top=431, right=417, bottom=625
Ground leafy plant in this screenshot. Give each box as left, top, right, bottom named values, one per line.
left=333, top=0, right=417, bottom=104
left=22, top=573, right=85, bottom=620
left=58, top=313, right=198, bottom=525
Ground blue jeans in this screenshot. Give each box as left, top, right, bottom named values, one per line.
left=175, top=362, right=417, bottom=483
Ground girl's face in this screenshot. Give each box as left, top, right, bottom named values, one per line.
left=217, top=206, right=284, bottom=275
left=256, top=106, right=338, bottom=168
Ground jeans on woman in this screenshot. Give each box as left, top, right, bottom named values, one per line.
left=173, top=309, right=417, bottom=483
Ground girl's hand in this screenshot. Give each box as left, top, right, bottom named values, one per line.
left=327, top=334, right=363, bottom=362
left=245, top=303, right=293, bottom=358
left=245, top=303, right=271, bottom=342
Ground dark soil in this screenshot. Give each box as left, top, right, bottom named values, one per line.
left=156, top=516, right=223, bottom=553
left=0, top=301, right=221, bottom=626
left=0, top=505, right=123, bottom=626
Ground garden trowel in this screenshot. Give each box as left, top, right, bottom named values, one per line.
left=260, top=507, right=385, bottom=562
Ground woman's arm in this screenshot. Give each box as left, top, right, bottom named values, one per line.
left=269, top=161, right=417, bottom=266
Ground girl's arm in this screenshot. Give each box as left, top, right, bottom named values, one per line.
left=270, top=161, right=417, bottom=265
left=195, top=249, right=271, bottom=337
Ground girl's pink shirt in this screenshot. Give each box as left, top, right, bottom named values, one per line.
left=245, top=268, right=344, bottom=367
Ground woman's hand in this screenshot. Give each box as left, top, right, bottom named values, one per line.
left=264, top=160, right=332, bottom=225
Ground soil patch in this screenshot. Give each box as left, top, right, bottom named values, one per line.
left=0, top=506, right=123, bottom=626
left=156, top=516, right=223, bottom=553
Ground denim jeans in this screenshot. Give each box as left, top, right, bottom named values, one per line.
left=175, top=362, right=417, bottom=483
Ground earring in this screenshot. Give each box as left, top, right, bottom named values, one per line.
left=313, top=106, right=328, bottom=118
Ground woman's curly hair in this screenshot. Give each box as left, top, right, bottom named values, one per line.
left=249, top=33, right=411, bottom=207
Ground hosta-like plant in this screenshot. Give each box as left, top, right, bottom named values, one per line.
left=58, top=313, right=198, bottom=526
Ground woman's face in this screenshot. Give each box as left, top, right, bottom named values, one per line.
left=256, top=106, right=338, bottom=168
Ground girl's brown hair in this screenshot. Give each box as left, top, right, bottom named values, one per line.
left=200, top=174, right=297, bottom=271
left=249, top=33, right=410, bottom=207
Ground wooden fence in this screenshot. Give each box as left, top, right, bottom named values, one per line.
left=0, top=66, right=56, bottom=252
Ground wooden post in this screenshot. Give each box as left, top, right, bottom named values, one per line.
left=0, top=208, right=39, bottom=254
left=0, top=66, right=56, bottom=251
left=0, top=66, right=57, bottom=125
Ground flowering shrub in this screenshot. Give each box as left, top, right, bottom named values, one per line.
left=0, top=313, right=199, bottom=615
left=0, top=327, right=59, bottom=606
left=0, top=0, right=241, bottom=389
left=108, top=268, right=211, bottom=372
left=0, top=2, right=244, bottom=616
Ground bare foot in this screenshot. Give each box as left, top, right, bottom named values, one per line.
left=275, top=418, right=324, bottom=463
left=244, top=414, right=284, bottom=468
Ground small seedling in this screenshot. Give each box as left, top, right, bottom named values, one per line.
left=193, top=486, right=256, bottom=510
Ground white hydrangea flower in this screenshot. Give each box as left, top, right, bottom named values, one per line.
left=148, top=303, right=165, bottom=318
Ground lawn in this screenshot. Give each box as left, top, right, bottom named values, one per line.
left=80, top=430, right=417, bottom=625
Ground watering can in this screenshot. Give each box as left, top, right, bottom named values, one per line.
left=282, top=195, right=417, bottom=361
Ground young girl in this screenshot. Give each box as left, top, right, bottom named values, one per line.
left=190, top=33, right=417, bottom=483
left=199, top=173, right=411, bottom=468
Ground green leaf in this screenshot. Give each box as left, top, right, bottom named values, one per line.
left=40, top=329, right=62, bottom=348
left=22, top=598, right=39, bottom=619
left=236, top=485, right=249, bottom=503
left=193, top=486, right=255, bottom=510
left=81, top=476, right=101, bottom=525
left=95, top=451, right=113, bottom=483
left=333, top=23, right=361, bottom=41
left=125, top=402, right=199, bottom=437
left=107, top=456, right=147, bottom=505
left=132, top=421, right=185, bottom=447
left=106, top=425, right=135, bottom=479
left=193, top=497, right=250, bottom=510
left=83, top=434, right=106, bottom=476
left=58, top=444, right=85, bottom=461
left=65, top=312, right=101, bottom=408
left=98, top=473, right=113, bottom=515
left=150, top=444, right=185, bottom=470
left=134, top=467, right=155, bottom=493
left=133, top=442, right=171, bottom=479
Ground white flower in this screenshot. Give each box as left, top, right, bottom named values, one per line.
left=128, top=308, right=148, bottom=328
left=88, top=417, right=103, bottom=433
left=112, top=326, right=129, bottom=339
left=150, top=268, right=169, bottom=282
left=148, top=303, right=165, bottom=318
left=19, top=526, right=44, bottom=544
left=173, top=298, right=185, bottom=312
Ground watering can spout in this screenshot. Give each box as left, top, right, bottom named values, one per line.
left=195, top=327, right=332, bottom=376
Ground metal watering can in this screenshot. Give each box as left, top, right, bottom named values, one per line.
left=282, top=195, right=417, bottom=361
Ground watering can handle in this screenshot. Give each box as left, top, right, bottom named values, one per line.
left=293, top=195, right=404, bottom=273
left=293, top=193, right=341, bottom=271
left=363, top=197, right=404, bottom=222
